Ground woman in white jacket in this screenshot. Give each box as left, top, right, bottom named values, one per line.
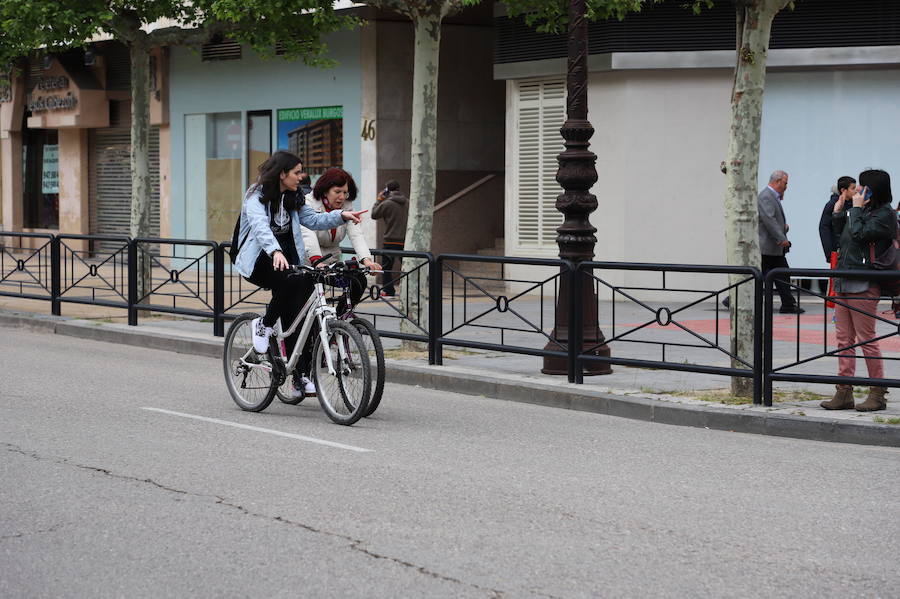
left=302, top=168, right=381, bottom=312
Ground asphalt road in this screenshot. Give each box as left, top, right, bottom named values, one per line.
left=2, top=326, right=899, bottom=598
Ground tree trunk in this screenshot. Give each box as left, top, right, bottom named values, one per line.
left=129, top=39, right=153, bottom=300
left=724, top=0, right=787, bottom=396
left=399, top=12, right=442, bottom=346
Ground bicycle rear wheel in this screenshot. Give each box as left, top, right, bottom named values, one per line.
left=350, top=318, right=385, bottom=416
left=223, top=312, right=278, bottom=412
left=312, top=320, right=370, bottom=425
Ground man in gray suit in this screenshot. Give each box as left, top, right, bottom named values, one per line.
left=759, top=170, right=804, bottom=314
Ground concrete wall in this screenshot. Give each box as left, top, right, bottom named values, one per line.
left=375, top=19, right=505, bottom=252
left=760, top=69, right=900, bottom=270
left=504, top=66, right=900, bottom=295
left=168, top=31, right=363, bottom=241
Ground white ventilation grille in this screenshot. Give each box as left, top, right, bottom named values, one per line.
left=515, top=79, right=565, bottom=249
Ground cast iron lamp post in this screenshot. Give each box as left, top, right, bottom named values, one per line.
left=541, top=0, right=612, bottom=375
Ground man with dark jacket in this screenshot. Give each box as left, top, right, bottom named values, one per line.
left=371, top=180, right=408, bottom=298
left=819, top=175, right=856, bottom=262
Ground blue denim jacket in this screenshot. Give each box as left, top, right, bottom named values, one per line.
left=233, top=186, right=345, bottom=278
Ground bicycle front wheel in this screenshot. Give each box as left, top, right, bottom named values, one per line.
left=313, top=320, right=371, bottom=425
left=223, top=312, right=278, bottom=412
left=350, top=318, right=385, bottom=416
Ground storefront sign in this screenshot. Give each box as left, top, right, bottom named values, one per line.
left=41, top=144, right=59, bottom=194
left=35, top=75, right=69, bottom=91
left=277, top=105, right=344, bottom=172
left=28, top=93, right=77, bottom=112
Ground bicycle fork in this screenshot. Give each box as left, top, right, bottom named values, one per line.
left=316, top=283, right=341, bottom=376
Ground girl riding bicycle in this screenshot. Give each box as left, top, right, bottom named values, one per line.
left=233, top=151, right=366, bottom=399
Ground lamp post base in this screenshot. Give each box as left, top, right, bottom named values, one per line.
left=541, top=342, right=612, bottom=375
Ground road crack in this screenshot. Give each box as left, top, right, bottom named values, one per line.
left=4, top=442, right=509, bottom=597
left=1, top=523, right=64, bottom=541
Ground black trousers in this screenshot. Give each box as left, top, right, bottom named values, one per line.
left=246, top=252, right=315, bottom=374
left=761, top=253, right=797, bottom=308
left=380, top=241, right=404, bottom=295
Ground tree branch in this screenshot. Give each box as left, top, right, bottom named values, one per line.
left=147, top=22, right=237, bottom=47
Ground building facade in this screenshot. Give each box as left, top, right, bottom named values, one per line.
left=1, top=4, right=509, bottom=261
left=0, top=43, right=168, bottom=249
left=496, top=0, right=900, bottom=285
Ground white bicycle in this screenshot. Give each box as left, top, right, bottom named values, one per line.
left=223, top=261, right=371, bottom=425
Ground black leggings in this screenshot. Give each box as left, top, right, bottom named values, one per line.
left=246, top=252, right=315, bottom=374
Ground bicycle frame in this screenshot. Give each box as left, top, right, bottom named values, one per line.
left=276, top=279, right=341, bottom=376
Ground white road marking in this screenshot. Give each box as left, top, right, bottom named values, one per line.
left=141, top=407, right=373, bottom=453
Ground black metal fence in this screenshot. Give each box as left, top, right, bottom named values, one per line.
left=3, top=232, right=898, bottom=404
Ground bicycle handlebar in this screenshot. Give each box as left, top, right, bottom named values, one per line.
left=288, top=258, right=370, bottom=278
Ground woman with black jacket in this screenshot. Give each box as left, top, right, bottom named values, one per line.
left=821, top=169, right=895, bottom=411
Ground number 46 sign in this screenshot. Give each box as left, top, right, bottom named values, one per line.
left=361, top=119, right=376, bottom=141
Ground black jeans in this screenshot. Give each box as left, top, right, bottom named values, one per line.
left=380, top=241, right=404, bottom=295
left=246, top=252, right=315, bottom=374
left=761, top=253, right=797, bottom=308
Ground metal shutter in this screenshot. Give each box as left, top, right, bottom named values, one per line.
left=515, top=79, right=565, bottom=249
left=89, top=127, right=160, bottom=253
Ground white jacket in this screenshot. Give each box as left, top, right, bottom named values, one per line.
left=300, top=192, right=373, bottom=265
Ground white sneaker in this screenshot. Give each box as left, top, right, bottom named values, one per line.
left=288, top=375, right=316, bottom=399
left=251, top=317, right=273, bottom=353
left=296, top=375, right=316, bottom=397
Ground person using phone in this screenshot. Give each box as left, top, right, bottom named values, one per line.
left=822, top=169, right=895, bottom=411
left=371, top=180, right=409, bottom=298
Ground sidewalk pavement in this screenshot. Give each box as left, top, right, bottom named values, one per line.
left=2, top=294, right=899, bottom=447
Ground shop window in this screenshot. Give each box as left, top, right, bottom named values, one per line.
left=184, top=112, right=244, bottom=243
left=247, top=111, right=272, bottom=185
left=23, top=128, right=59, bottom=229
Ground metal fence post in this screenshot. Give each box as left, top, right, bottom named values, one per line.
left=752, top=267, right=763, bottom=405
left=763, top=272, right=774, bottom=406
left=431, top=255, right=443, bottom=366
left=567, top=261, right=580, bottom=384
left=213, top=243, right=225, bottom=337
left=50, top=236, right=61, bottom=316
left=127, top=239, right=138, bottom=326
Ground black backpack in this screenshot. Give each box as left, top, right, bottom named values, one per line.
left=228, top=214, right=248, bottom=265
left=228, top=191, right=302, bottom=264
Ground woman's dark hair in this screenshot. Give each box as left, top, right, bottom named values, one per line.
left=313, top=167, right=358, bottom=203
left=858, top=169, right=892, bottom=208
left=253, top=151, right=302, bottom=208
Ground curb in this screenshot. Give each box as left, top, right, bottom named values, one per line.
left=2, top=310, right=898, bottom=448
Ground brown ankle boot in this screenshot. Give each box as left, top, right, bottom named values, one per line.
left=855, top=387, right=888, bottom=412
left=821, top=385, right=855, bottom=410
